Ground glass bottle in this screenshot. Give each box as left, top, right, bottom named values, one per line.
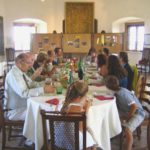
left=68, top=70, right=74, bottom=85
left=78, top=58, right=84, bottom=80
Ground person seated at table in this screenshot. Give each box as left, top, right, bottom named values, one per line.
left=119, top=51, right=134, bottom=91
left=4, top=53, right=55, bottom=121
left=85, top=47, right=97, bottom=64
left=97, top=54, right=108, bottom=77
left=46, top=50, right=56, bottom=75
left=27, top=52, right=47, bottom=81
left=105, top=75, right=145, bottom=150
left=28, top=52, right=55, bottom=81
left=47, top=50, right=55, bottom=65
left=53, top=47, right=64, bottom=65
left=56, top=81, right=96, bottom=150
left=102, top=47, right=109, bottom=59
left=108, top=55, right=128, bottom=88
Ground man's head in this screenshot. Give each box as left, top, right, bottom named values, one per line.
left=26, top=52, right=35, bottom=67
left=54, top=47, right=63, bottom=57
left=15, top=53, right=32, bottom=72
left=105, top=75, right=120, bottom=91
left=119, top=51, right=128, bottom=65
left=102, top=48, right=109, bottom=56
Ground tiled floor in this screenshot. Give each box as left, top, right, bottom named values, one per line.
left=0, top=126, right=148, bottom=150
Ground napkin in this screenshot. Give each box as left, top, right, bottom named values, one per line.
left=90, top=83, right=104, bottom=87
left=46, top=98, right=59, bottom=105
left=89, top=77, right=97, bottom=80
left=94, top=95, right=114, bottom=101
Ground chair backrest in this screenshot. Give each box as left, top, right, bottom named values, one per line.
left=0, top=96, right=5, bottom=128
left=141, top=47, right=150, bottom=61
left=131, top=65, right=139, bottom=91
left=5, top=48, right=15, bottom=62
left=135, top=75, right=146, bottom=100
left=40, top=110, right=86, bottom=150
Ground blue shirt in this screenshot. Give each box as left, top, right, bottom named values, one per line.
left=115, top=87, right=144, bottom=117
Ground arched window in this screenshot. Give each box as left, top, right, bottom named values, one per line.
left=125, top=22, right=144, bottom=51
left=13, top=23, right=36, bottom=51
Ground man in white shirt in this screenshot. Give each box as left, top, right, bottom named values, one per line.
left=4, top=53, right=54, bottom=120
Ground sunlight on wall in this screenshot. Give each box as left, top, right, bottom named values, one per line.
left=13, top=18, right=47, bottom=33
left=112, top=17, right=143, bottom=33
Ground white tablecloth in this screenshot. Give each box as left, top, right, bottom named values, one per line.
left=23, top=86, right=122, bottom=150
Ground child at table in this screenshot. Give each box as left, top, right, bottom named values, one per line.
left=105, top=75, right=145, bottom=150
left=55, top=81, right=97, bottom=150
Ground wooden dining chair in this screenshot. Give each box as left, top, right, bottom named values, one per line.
left=120, top=75, right=150, bottom=150
left=5, top=48, right=15, bottom=72
left=0, top=70, right=6, bottom=100
left=0, top=92, right=26, bottom=150
left=40, top=110, right=96, bottom=150
left=136, top=47, right=150, bottom=77
left=136, top=76, right=150, bottom=150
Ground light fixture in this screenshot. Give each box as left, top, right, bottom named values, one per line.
left=41, top=0, right=45, bottom=2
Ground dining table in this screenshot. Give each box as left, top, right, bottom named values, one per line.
left=23, top=84, right=122, bottom=150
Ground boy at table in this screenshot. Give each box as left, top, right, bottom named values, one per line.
left=105, top=75, right=145, bottom=150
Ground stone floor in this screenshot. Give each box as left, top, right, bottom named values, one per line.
left=0, top=126, right=148, bottom=150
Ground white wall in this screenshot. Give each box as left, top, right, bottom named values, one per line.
left=127, top=51, right=142, bottom=66
left=0, top=0, right=4, bottom=16
left=2, top=0, right=150, bottom=47
left=1, top=0, right=149, bottom=62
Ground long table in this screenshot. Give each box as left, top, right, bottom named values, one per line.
left=23, top=85, right=122, bottom=150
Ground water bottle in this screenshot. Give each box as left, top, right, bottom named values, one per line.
left=68, top=71, right=74, bottom=85
left=78, top=58, right=84, bottom=80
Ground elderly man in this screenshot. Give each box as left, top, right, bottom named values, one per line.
left=4, top=53, right=54, bottom=121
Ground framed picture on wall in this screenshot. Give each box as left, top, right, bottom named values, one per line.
left=144, top=34, right=150, bottom=46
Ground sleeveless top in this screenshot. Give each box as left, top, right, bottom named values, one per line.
left=55, top=103, right=95, bottom=149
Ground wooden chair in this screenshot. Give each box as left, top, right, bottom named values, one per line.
left=136, top=47, right=150, bottom=77
left=40, top=110, right=96, bottom=150
left=5, top=48, right=15, bottom=72
left=136, top=76, right=150, bottom=150
left=0, top=92, right=26, bottom=150
left=120, top=75, right=150, bottom=150
left=0, top=70, right=22, bottom=141
left=0, top=70, right=6, bottom=100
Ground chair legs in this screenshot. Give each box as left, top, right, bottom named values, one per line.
left=148, top=123, right=150, bottom=150
left=1, top=126, right=31, bottom=150
left=2, top=127, right=6, bottom=150
left=136, top=126, right=142, bottom=140
left=8, top=126, right=12, bottom=141
left=119, top=131, right=124, bottom=150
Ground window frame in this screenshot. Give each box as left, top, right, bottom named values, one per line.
left=125, top=22, right=144, bottom=52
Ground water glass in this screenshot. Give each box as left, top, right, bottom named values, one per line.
left=56, top=85, right=63, bottom=94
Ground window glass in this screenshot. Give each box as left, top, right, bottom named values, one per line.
left=127, top=23, right=144, bottom=51
left=13, top=25, right=36, bottom=51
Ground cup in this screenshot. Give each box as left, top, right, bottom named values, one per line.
left=45, top=78, right=52, bottom=85
left=56, top=85, right=63, bottom=94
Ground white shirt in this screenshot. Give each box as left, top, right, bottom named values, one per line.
left=4, top=65, right=44, bottom=110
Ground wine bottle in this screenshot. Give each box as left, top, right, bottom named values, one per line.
left=78, top=58, right=84, bottom=80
